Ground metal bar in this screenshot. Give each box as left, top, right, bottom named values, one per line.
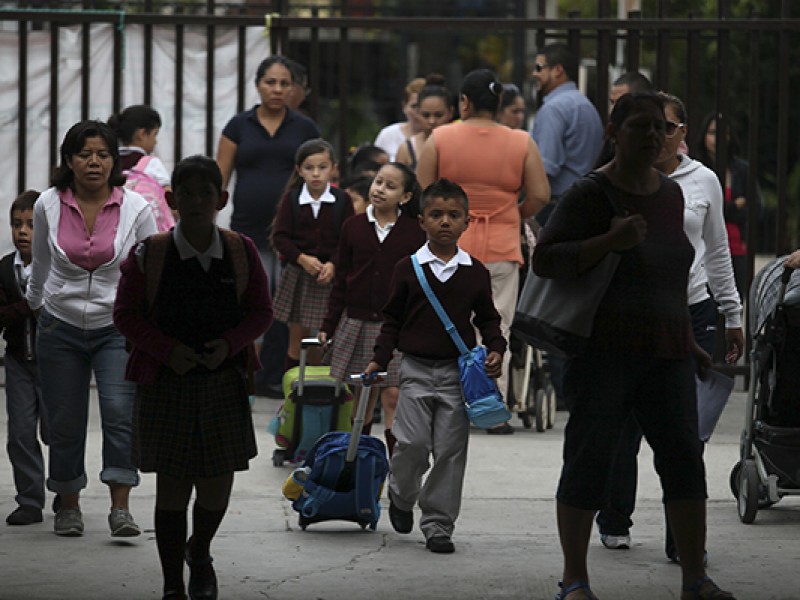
left=174, top=18, right=184, bottom=165
left=596, top=0, right=611, bottom=124
left=49, top=21, right=59, bottom=173
left=655, top=0, right=670, bottom=91
left=746, top=22, right=760, bottom=290
left=685, top=13, right=701, bottom=149
left=625, top=10, right=641, bottom=72
left=776, top=0, right=790, bottom=254
left=237, top=26, right=246, bottom=114
left=81, top=18, right=89, bottom=120
left=714, top=0, right=731, bottom=196
left=206, top=16, right=215, bottom=157
left=18, top=17, right=27, bottom=193
left=337, top=26, right=349, bottom=173
left=143, top=0, right=153, bottom=104
left=309, top=22, right=320, bottom=121
left=112, top=16, right=122, bottom=115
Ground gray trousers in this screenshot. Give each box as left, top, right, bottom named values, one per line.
left=4, top=354, right=47, bottom=509
left=388, top=354, right=469, bottom=540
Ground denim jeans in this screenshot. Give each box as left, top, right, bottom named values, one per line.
left=37, top=309, right=140, bottom=494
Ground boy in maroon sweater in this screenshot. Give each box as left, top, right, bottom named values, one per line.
left=365, top=179, right=505, bottom=554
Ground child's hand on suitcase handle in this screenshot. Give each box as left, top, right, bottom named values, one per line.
left=361, top=363, right=386, bottom=385
left=167, top=342, right=203, bottom=375
left=484, top=351, right=503, bottom=379
left=317, top=331, right=329, bottom=345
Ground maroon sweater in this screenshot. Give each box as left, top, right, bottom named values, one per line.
left=321, top=211, right=426, bottom=335
left=532, top=173, right=694, bottom=359
left=271, top=186, right=354, bottom=265
left=371, top=255, right=506, bottom=368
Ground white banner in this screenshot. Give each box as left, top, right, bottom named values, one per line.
left=0, top=22, right=270, bottom=253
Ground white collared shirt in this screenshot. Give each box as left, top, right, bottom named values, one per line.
left=173, top=222, right=224, bottom=273
left=298, top=183, right=336, bottom=218
left=13, top=251, right=31, bottom=291
left=415, top=242, right=472, bottom=283
left=366, top=204, right=400, bottom=243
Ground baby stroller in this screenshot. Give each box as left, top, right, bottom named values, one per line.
left=730, top=257, right=800, bottom=523
left=507, top=333, right=556, bottom=432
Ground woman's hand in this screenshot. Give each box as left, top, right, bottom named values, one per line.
left=167, top=343, right=202, bottom=375
left=608, top=214, right=647, bottom=251
left=317, top=262, right=335, bottom=284
left=784, top=250, right=800, bottom=269
left=724, top=327, right=745, bottom=364
left=297, top=253, right=324, bottom=277
left=485, top=351, right=503, bottom=379
left=317, top=331, right=328, bottom=345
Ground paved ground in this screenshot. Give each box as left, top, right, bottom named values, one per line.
left=0, top=381, right=798, bottom=600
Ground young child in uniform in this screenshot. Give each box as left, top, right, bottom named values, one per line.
left=2, top=190, right=47, bottom=526
left=319, top=163, right=427, bottom=454
left=272, top=138, right=354, bottom=371
left=113, top=155, right=272, bottom=600
left=364, top=178, right=505, bottom=554
left=108, top=104, right=175, bottom=231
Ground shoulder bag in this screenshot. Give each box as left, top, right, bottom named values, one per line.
left=411, top=255, right=511, bottom=429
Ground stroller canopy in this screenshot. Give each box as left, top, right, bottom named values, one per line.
left=749, top=256, right=800, bottom=337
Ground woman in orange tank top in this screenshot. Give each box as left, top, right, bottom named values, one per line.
left=417, top=69, right=550, bottom=432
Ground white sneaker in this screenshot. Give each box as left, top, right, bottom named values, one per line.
left=109, top=508, right=141, bottom=537
left=600, top=533, right=631, bottom=549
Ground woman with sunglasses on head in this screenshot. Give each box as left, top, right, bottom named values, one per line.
left=595, top=92, right=744, bottom=565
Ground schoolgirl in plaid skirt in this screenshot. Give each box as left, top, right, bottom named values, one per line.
left=114, top=156, right=272, bottom=600
left=272, top=138, right=354, bottom=373
left=319, top=163, right=426, bottom=455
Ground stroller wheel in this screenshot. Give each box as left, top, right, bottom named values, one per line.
left=520, top=412, right=533, bottom=429
left=534, top=389, right=546, bottom=432
left=546, top=384, right=556, bottom=429
left=737, top=459, right=759, bottom=524
left=729, top=462, right=741, bottom=499
left=298, top=515, right=309, bottom=530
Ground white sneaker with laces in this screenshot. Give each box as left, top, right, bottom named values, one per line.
left=109, top=508, right=141, bottom=537
left=600, top=533, right=631, bottom=549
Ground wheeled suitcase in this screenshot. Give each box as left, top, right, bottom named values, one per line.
left=269, top=338, right=353, bottom=466
left=288, top=373, right=390, bottom=530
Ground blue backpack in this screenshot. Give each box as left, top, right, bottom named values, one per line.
left=292, top=431, right=389, bottom=530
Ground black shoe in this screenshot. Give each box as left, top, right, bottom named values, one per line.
left=6, top=505, right=43, bottom=525
left=487, top=422, right=514, bottom=435
left=185, top=540, right=217, bottom=600
left=388, top=500, right=413, bottom=534
left=426, top=536, right=455, bottom=554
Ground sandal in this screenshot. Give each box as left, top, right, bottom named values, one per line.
left=556, top=580, right=599, bottom=600
left=681, top=576, right=736, bottom=600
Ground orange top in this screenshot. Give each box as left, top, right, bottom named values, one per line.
left=433, top=122, right=528, bottom=264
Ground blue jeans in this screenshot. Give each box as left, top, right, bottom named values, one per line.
left=36, top=310, right=140, bottom=494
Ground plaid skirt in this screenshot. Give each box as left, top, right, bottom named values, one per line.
left=273, top=263, right=332, bottom=329
left=133, top=366, right=257, bottom=478
left=329, top=314, right=400, bottom=387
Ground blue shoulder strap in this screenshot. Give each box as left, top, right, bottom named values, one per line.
left=411, top=255, right=469, bottom=356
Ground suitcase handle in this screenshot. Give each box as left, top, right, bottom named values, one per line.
left=297, top=338, right=322, bottom=397
left=345, top=373, right=386, bottom=462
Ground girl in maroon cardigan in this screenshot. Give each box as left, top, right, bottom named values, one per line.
left=272, top=139, right=354, bottom=371
left=319, top=163, right=426, bottom=454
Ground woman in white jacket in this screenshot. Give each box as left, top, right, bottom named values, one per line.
left=596, top=93, right=744, bottom=562
left=27, top=120, right=157, bottom=538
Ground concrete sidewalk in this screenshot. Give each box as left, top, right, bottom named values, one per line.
left=1, top=386, right=798, bottom=600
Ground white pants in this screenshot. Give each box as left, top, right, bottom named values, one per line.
left=483, top=260, right=519, bottom=401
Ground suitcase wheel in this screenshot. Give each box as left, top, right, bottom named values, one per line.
left=272, top=449, right=285, bottom=467
left=299, top=515, right=309, bottom=530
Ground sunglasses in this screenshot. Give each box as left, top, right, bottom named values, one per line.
left=665, top=120, right=685, bottom=137
left=533, top=63, right=549, bottom=72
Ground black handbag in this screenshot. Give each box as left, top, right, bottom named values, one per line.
left=512, top=173, right=624, bottom=357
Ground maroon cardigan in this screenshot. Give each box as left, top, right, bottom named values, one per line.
left=113, top=231, right=273, bottom=384
left=371, top=255, right=506, bottom=368
left=271, top=186, right=354, bottom=265
left=321, top=211, right=426, bottom=336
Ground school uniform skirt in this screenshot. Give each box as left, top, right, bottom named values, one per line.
left=329, top=314, right=400, bottom=387
left=133, top=366, right=257, bottom=478
left=273, top=263, right=332, bottom=329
